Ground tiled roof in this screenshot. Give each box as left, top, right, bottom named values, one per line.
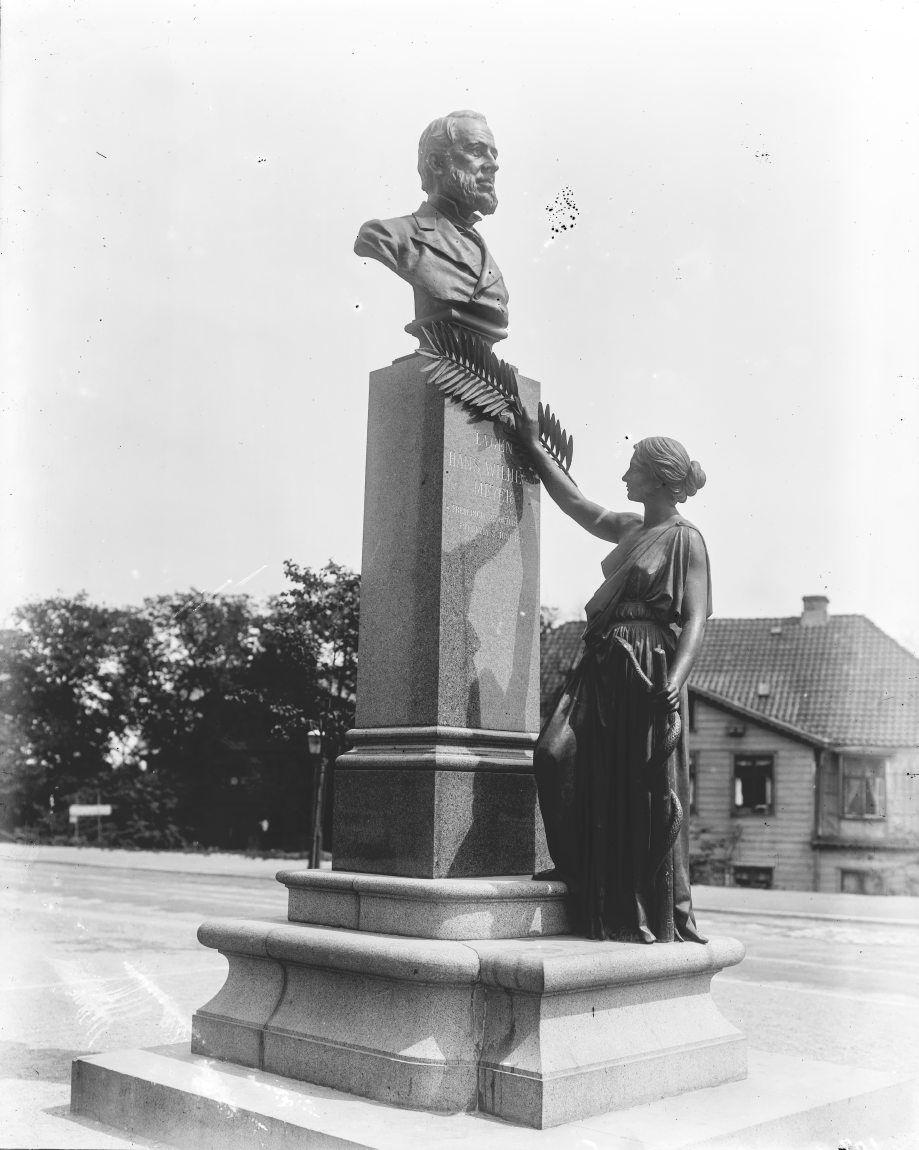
left=541, top=621, right=586, bottom=714
left=540, top=614, right=919, bottom=749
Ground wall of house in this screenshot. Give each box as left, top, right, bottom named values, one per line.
left=892, top=749, right=919, bottom=840
left=815, top=747, right=919, bottom=894
left=689, top=698, right=818, bottom=890
left=813, top=847, right=919, bottom=896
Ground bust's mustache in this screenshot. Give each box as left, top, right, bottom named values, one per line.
left=444, top=165, right=498, bottom=216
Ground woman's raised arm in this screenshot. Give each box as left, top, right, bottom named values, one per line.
left=512, top=404, right=639, bottom=543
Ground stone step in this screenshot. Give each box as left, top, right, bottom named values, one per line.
left=71, top=1044, right=916, bottom=1149
left=277, top=869, right=571, bottom=939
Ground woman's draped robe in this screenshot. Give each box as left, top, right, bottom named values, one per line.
left=535, top=518, right=711, bottom=942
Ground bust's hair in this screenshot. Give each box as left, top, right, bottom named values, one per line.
left=634, top=437, right=706, bottom=503
left=418, top=110, right=489, bottom=193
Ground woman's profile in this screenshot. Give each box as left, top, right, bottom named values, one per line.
left=514, top=406, right=711, bottom=943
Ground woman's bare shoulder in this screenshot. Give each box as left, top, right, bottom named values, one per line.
left=585, top=509, right=643, bottom=543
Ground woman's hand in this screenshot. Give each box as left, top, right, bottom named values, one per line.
left=512, top=400, right=541, bottom=453
left=653, top=681, right=682, bottom=712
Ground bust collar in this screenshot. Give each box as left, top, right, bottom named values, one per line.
left=423, top=193, right=482, bottom=230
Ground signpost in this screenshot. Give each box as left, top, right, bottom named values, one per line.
left=69, top=802, right=112, bottom=842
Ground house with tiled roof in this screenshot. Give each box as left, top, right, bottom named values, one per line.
left=540, top=596, right=919, bottom=895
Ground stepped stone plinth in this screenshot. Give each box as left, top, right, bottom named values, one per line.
left=277, top=869, right=571, bottom=939
left=188, top=905, right=747, bottom=1128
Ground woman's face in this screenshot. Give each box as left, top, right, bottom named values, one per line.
left=622, top=453, right=661, bottom=502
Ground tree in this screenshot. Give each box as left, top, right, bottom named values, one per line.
left=0, top=561, right=360, bottom=851
left=125, top=590, right=270, bottom=847
left=0, top=596, right=138, bottom=837
left=262, top=561, right=360, bottom=846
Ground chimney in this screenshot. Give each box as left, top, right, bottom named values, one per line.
left=801, top=594, right=829, bottom=627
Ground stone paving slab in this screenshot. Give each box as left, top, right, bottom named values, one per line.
left=1, top=1077, right=170, bottom=1150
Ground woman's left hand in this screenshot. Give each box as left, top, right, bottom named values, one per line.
left=653, top=681, right=681, bottom=712
left=512, top=400, right=540, bottom=451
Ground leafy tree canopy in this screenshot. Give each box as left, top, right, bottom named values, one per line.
left=0, top=562, right=359, bottom=851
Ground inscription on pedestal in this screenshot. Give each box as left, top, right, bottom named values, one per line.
left=438, top=404, right=540, bottom=733
left=445, top=430, right=527, bottom=534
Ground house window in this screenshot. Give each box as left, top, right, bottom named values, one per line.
left=733, top=754, right=774, bottom=815
left=840, top=869, right=884, bottom=895
left=689, top=751, right=697, bottom=813
left=841, top=757, right=886, bottom=820
left=733, top=865, right=774, bottom=889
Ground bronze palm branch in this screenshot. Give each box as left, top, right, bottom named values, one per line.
left=417, top=320, right=575, bottom=475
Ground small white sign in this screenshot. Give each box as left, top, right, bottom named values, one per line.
left=68, top=804, right=112, bottom=821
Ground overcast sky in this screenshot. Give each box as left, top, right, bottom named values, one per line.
left=3, top=1, right=918, bottom=652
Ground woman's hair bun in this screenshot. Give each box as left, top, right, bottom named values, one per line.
left=633, top=437, right=706, bottom=502
left=685, top=460, right=706, bottom=497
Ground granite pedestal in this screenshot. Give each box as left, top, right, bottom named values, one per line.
left=334, top=352, right=547, bottom=877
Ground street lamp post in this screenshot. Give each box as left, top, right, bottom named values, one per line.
left=307, top=724, right=326, bottom=869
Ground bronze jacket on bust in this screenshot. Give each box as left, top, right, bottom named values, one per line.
left=354, top=198, right=509, bottom=336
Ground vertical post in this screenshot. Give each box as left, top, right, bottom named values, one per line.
left=307, top=725, right=323, bottom=867
left=310, top=752, right=327, bottom=869
left=652, top=647, right=675, bottom=942
left=96, top=790, right=102, bottom=844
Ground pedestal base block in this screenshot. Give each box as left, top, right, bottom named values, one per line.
left=332, top=726, right=548, bottom=878
left=190, top=917, right=746, bottom=1128
left=277, top=871, right=572, bottom=939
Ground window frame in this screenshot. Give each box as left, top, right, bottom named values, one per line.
left=840, top=868, right=885, bottom=895
left=731, top=752, right=775, bottom=817
left=733, top=864, right=774, bottom=889
left=840, top=756, right=887, bottom=821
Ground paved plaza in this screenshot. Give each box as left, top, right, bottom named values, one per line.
left=2, top=846, right=918, bottom=1147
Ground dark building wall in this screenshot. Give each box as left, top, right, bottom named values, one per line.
left=690, top=697, right=919, bottom=894
left=689, top=697, right=817, bottom=891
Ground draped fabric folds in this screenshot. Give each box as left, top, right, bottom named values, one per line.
left=535, top=518, right=711, bottom=943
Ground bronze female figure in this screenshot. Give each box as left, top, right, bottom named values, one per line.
left=514, top=407, right=710, bottom=943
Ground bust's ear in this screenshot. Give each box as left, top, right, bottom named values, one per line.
left=425, top=152, right=445, bottom=179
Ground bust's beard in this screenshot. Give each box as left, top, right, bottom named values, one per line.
left=443, top=165, right=498, bottom=217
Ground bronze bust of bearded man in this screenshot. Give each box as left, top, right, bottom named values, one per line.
left=354, top=110, right=509, bottom=343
